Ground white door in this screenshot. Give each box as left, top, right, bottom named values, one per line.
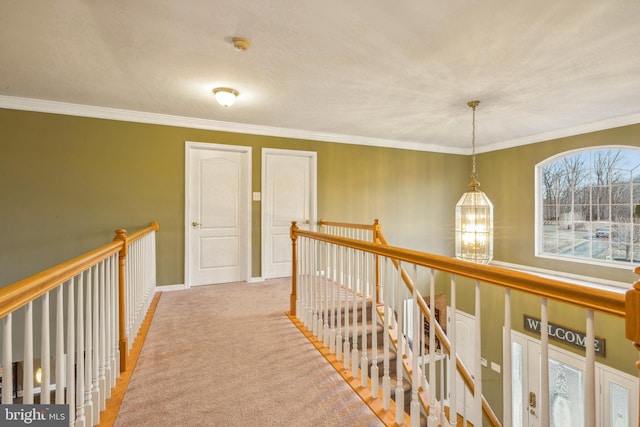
left=262, top=148, right=316, bottom=279
left=511, top=332, right=637, bottom=427
left=447, top=309, right=479, bottom=426
left=185, top=142, right=251, bottom=286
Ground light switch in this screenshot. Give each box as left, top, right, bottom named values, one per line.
left=252, top=192, right=261, bottom=201
left=491, top=362, right=501, bottom=373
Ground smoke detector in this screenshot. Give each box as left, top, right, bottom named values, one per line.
left=232, top=37, right=250, bottom=52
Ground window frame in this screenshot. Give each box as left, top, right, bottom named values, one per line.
left=535, top=145, right=640, bottom=269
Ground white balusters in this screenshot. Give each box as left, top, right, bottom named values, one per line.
left=76, top=272, right=86, bottom=427
left=382, top=257, right=391, bottom=411
left=328, top=243, right=336, bottom=353
left=427, top=268, right=438, bottom=427
left=23, top=301, right=33, bottom=404
left=312, top=240, right=320, bottom=338
left=503, top=288, right=512, bottom=427
left=335, top=245, right=343, bottom=362
left=40, top=292, right=50, bottom=405
left=411, top=265, right=421, bottom=427
left=395, top=262, right=405, bottom=423
left=111, top=254, right=119, bottom=387
left=449, top=274, right=457, bottom=426
left=55, top=285, right=64, bottom=404
left=84, top=268, right=94, bottom=425
left=2, top=313, right=13, bottom=403
left=473, top=280, right=483, bottom=426
left=585, top=309, right=596, bottom=427
left=91, top=265, right=100, bottom=424
left=322, top=242, right=329, bottom=346
left=66, top=278, right=76, bottom=427
left=351, top=248, right=359, bottom=379
left=540, top=297, right=549, bottom=426
left=360, top=251, right=369, bottom=389
left=343, top=247, right=351, bottom=372
left=370, top=253, right=379, bottom=398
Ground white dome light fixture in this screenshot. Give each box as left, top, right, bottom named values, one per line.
left=213, top=87, right=239, bottom=107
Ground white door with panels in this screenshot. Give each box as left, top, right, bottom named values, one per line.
left=511, top=331, right=637, bottom=427
left=262, top=148, right=317, bottom=279
left=447, top=309, right=480, bottom=427
left=185, top=142, right=251, bottom=286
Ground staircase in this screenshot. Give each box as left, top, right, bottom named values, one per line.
left=295, top=280, right=431, bottom=426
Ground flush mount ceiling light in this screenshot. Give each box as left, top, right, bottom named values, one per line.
left=455, top=100, right=494, bottom=264
left=213, top=87, right=239, bottom=107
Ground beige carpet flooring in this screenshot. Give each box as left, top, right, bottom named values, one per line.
left=114, top=278, right=383, bottom=427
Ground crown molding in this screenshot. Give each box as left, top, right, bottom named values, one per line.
left=477, top=112, right=640, bottom=154
left=0, top=95, right=467, bottom=155
left=2, top=95, right=638, bottom=155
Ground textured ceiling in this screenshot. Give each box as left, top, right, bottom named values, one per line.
left=1, top=1, right=640, bottom=153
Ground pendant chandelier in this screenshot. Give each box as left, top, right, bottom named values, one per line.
left=455, top=100, right=493, bottom=264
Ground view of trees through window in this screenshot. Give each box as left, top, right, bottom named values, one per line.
left=539, top=147, right=640, bottom=265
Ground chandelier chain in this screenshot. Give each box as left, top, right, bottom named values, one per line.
left=468, top=100, right=480, bottom=180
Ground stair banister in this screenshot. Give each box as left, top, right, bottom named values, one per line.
left=0, top=220, right=159, bottom=426
left=292, top=220, right=633, bottom=426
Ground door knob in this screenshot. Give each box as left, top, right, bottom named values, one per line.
left=192, top=221, right=201, bottom=227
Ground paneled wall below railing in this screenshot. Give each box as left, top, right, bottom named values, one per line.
left=292, top=219, right=636, bottom=427
left=0, top=221, right=159, bottom=427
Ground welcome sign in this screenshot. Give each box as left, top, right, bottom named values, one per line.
left=523, top=315, right=606, bottom=356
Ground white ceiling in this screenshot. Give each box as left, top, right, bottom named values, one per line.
left=1, top=1, right=640, bottom=154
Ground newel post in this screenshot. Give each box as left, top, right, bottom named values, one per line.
left=373, top=219, right=382, bottom=302
left=625, top=266, right=640, bottom=413
left=290, top=221, right=299, bottom=316
left=113, top=229, right=128, bottom=373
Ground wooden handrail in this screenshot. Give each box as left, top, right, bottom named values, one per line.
left=293, top=226, right=626, bottom=317
left=0, top=242, right=122, bottom=319
left=319, top=219, right=377, bottom=230
left=0, top=222, right=160, bottom=320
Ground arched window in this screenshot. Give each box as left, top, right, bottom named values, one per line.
left=536, top=146, right=640, bottom=266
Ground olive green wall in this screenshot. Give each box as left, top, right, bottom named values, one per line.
left=479, top=123, right=640, bottom=285
left=0, top=108, right=468, bottom=288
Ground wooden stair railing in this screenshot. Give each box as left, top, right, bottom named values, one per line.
left=318, top=219, right=492, bottom=425
left=0, top=221, right=159, bottom=427
left=291, top=219, right=634, bottom=427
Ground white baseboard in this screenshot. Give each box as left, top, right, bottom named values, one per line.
left=156, top=284, right=186, bottom=292
left=248, top=276, right=265, bottom=283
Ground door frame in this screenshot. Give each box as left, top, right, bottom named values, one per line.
left=261, top=148, right=317, bottom=279
left=184, top=141, right=252, bottom=288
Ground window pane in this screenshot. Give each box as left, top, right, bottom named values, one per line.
left=538, top=147, right=640, bottom=265
left=610, top=383, right=629, bottom=427
left=549, top=358, right=584, bottom=427
left=512, top=342, right=523, bottom=427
